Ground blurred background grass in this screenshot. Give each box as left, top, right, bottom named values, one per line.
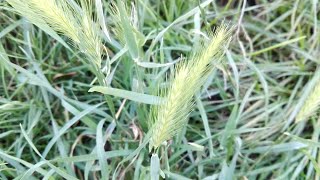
left=0, top=0, right=320, bottom=179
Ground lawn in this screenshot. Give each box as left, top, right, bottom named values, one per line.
left=0, top=0, right=320, bottom=179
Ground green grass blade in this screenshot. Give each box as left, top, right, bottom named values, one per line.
left=89, top=86, right=164, bottom=105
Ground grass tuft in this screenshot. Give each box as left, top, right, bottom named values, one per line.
left=1, top=0, right=320, bottom=179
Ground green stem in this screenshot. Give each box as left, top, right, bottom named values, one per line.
left=92, top=65, right=116, bottom=118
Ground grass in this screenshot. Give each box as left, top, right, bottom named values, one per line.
left=0, top=0, right=320, bottom=179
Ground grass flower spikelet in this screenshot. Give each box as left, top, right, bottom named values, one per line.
left=296, top=80, right=320, bottom=122
left=7, top=0, right=102, bottom=68
left=149, top=25, right=232, bottom=151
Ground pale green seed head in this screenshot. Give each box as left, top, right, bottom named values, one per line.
left=149, top=25, right=232, bottom=151
left=7, top=0, right=102, bottom=68
left=296, top=81, right=320, bottom=122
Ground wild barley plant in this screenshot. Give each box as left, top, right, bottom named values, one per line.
left=7, top=0, right=104, bottom=83
left=148, top=25, right=232, bottom=152
left=109, top=1, right=142, bottom=61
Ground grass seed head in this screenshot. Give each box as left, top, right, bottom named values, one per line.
left=296, top=80, right=320, bottom=122
left=7, top=0, right=103, bottom=68
left=149, top=25, right=232, bottom=151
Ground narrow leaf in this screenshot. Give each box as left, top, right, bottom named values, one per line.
left=89, top=86, right=164, bottom=105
